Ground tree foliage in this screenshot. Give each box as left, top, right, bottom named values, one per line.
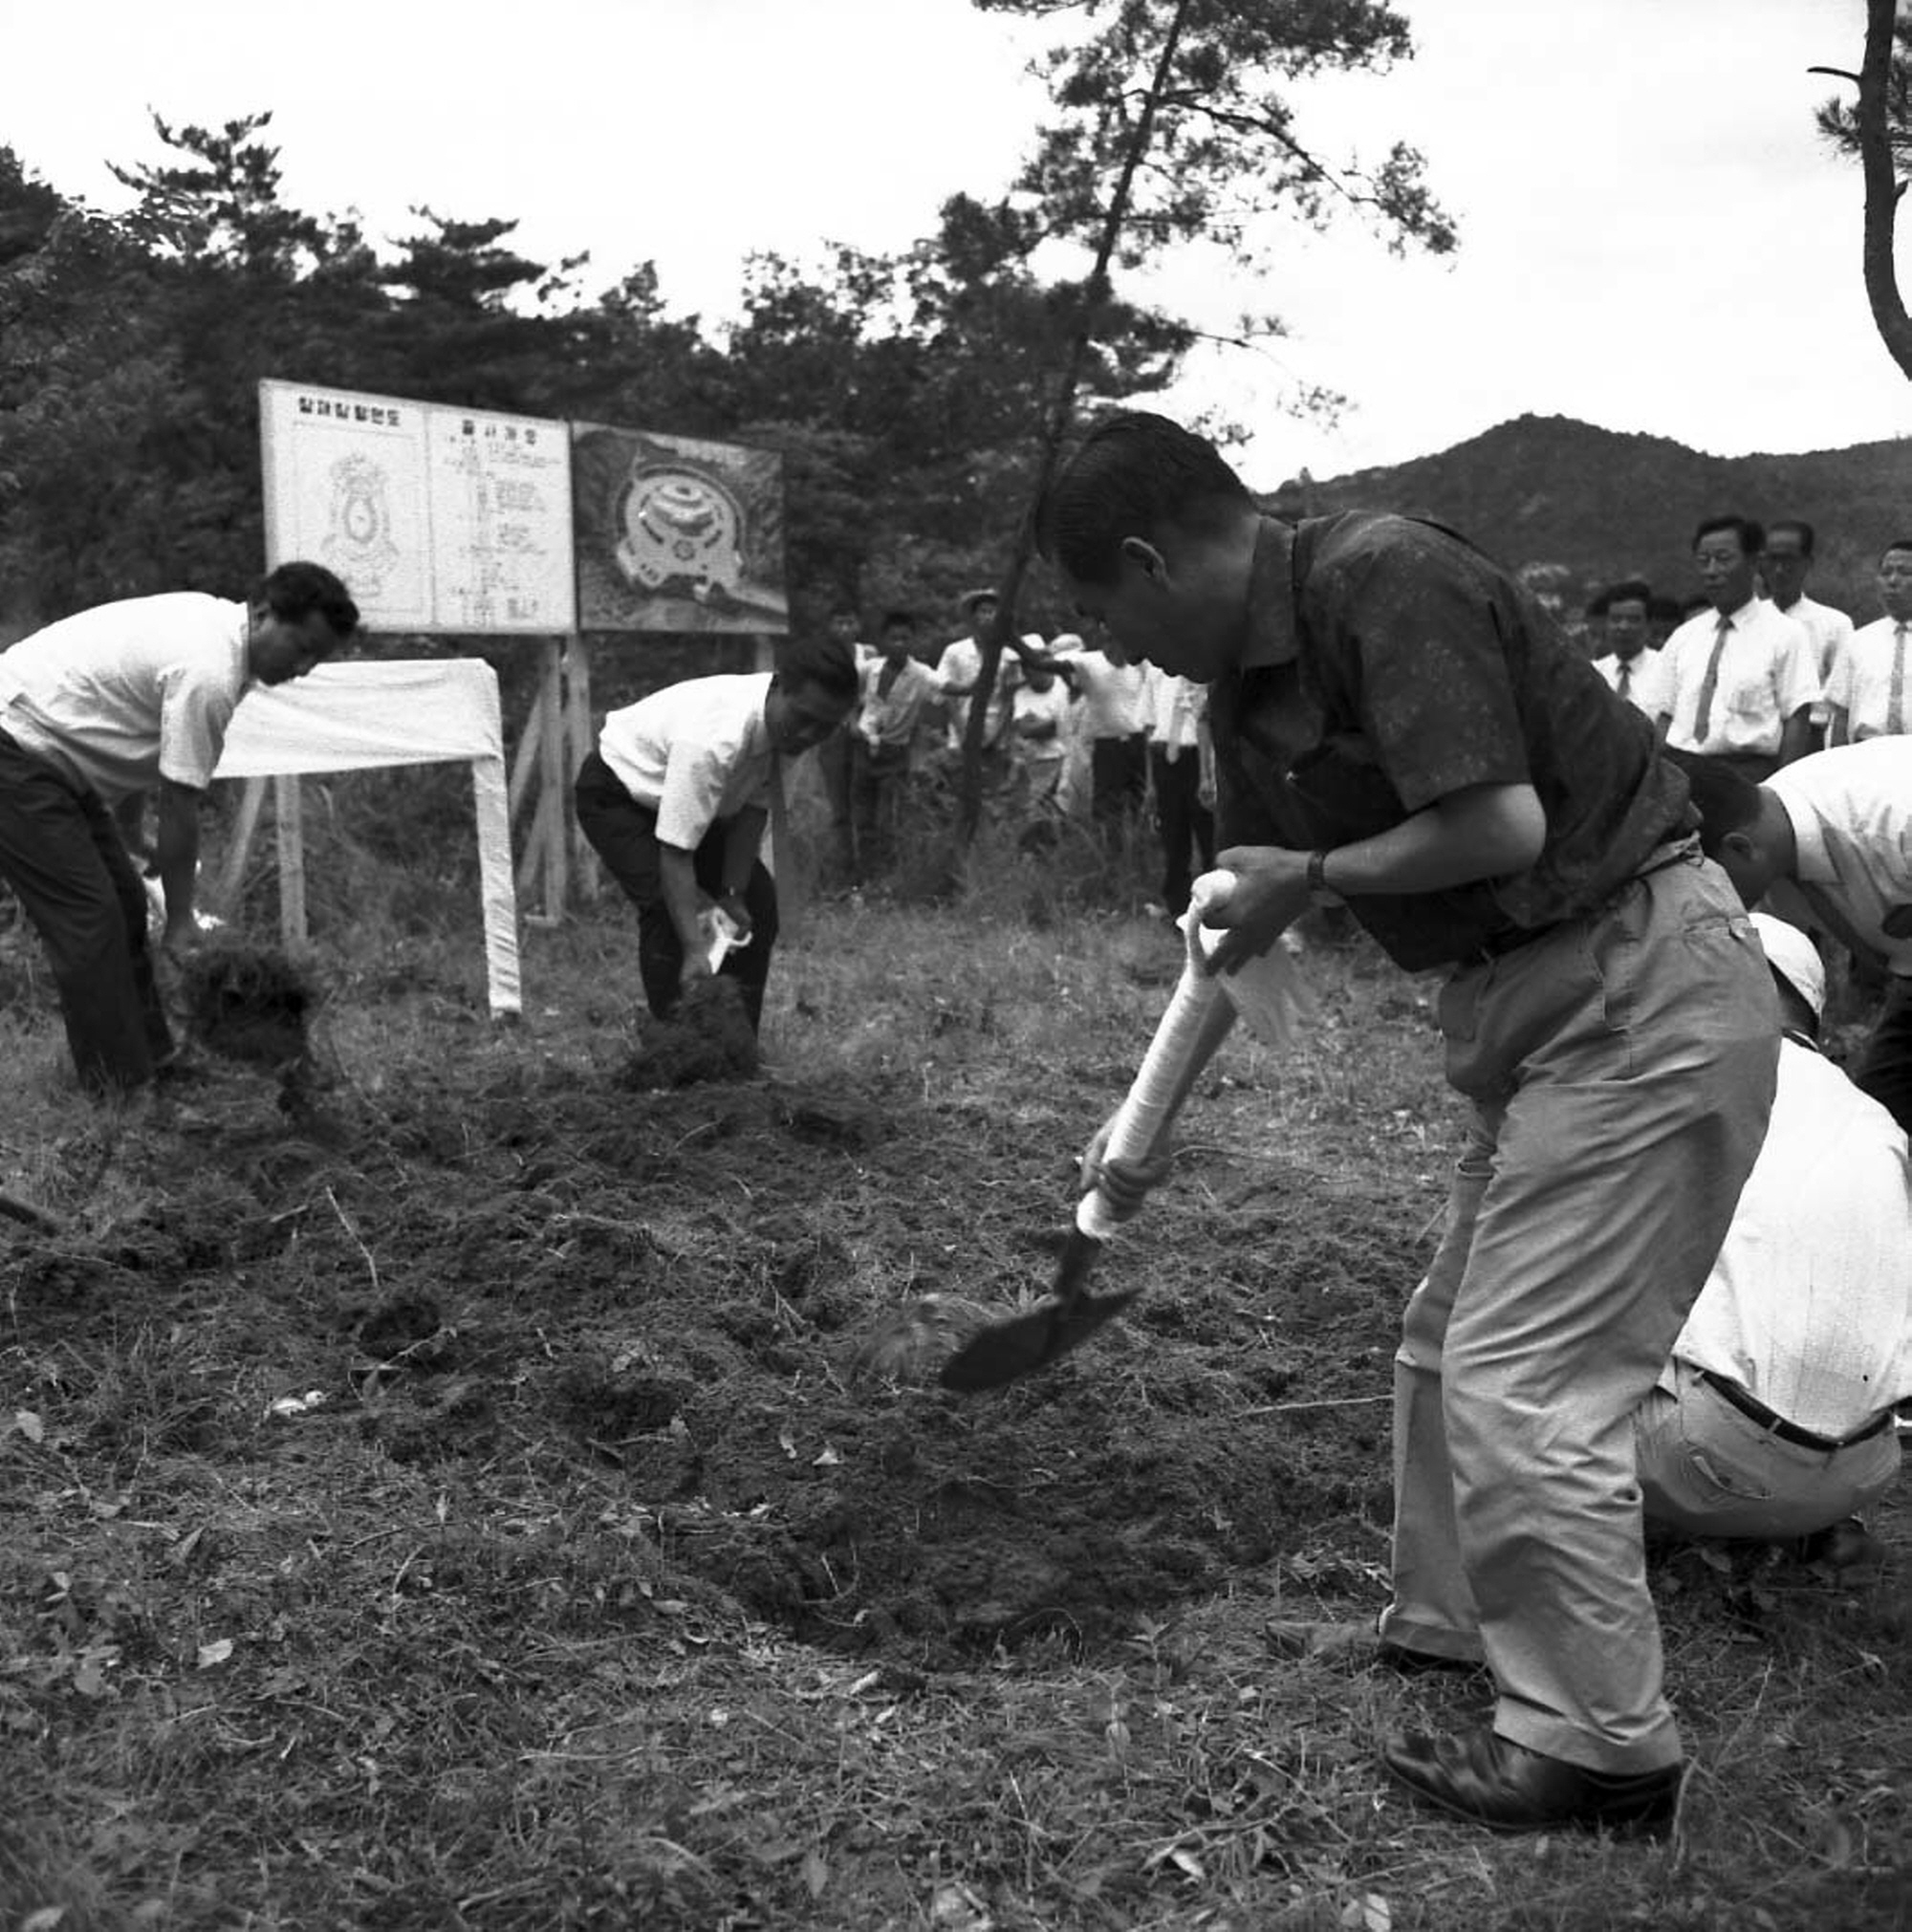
left=0, top=113, right=1197, bottom=641
left=941, top=0, right=1456, bottom=838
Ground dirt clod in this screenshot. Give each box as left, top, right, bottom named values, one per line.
left=619, top=976, right=760, bottom=1088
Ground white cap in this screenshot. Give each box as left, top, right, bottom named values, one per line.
left=1750, top=913, right=1825, bottom=1019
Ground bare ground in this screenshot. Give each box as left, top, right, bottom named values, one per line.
left=1, top=898, right=1907, bottom=1931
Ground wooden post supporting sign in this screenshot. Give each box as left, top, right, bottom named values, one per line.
left=509, top=634, right=598, bottom=921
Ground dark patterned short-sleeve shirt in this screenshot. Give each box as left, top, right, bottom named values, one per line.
left=1209, top=513, right=1693, bottom=970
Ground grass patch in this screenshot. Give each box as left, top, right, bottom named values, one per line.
left=1, top=840, right=1906, bottom=1930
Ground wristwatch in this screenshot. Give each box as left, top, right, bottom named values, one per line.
left=1306, top=849, right=1343, bottom=907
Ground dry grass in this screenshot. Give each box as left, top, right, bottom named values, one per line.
left=1, top=809, right=1908, bottom=1932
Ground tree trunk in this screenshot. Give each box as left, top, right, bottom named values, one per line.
left=1858, top=0, right=1912, bottom=380
left=952, top=0, right=1195, bottom=850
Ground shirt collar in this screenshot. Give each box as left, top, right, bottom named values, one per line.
left=1773, top=783, right=1832, bottom=883
left=1239, top=516, right=1300, bottom=670
left=1718, top=596, right=1762, bottom=630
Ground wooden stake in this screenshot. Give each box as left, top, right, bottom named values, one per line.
left=213, top=775, right=269, bottom=912
left=274, top=772, right=307, bottom=944
left=538, top=639, right=568, bottom=917
left=565, top=633, right=600, bottom=900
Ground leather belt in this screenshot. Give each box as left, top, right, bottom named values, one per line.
left=1697, top=1370, right=1896, bottom=1454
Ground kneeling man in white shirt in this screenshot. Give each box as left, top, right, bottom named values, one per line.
left=1635, top=914, right=1909, bottom=1552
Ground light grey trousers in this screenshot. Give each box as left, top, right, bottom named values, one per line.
left=1635, top=1362, right=1901, bottom=1541
left=1378, top=853, right=1778, bottom=1774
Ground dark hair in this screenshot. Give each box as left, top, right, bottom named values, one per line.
left=1584, top=588, right=1611, bottom=619
left=1034, top=410, right=1253, bottom=584
left=1692, top=514, right=1763, bottom=557
left=880, top=608, right=916, bottom=632
left=775, top=628, right=859, bottom=704
left=258, top=561, right=359, bottom=638
left=1661, top=748, right=1762, bottom=857
left=1764, top=519, right=1815, bottom=557
left=1603, top=577, right=1653, bottom=613
left=1879, top=538, right=1912, bottom=564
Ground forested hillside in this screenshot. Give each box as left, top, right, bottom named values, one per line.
left=1296, top=413, right=1910, bottom=619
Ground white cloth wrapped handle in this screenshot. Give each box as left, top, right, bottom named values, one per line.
left=1076, top=867, right=1311, bottom=1242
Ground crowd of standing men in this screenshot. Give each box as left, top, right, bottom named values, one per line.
left=815, top=586, right=1216, bottom=918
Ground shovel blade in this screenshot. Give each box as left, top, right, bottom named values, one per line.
left=939, top=1227, right=1134, bottom=1391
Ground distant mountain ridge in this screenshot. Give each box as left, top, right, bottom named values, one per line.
left=1268, top=414, right=1909, bottom=619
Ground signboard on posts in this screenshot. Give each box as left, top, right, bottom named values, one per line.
left=259, top=379, right=576, bottom=634
left=570, top=421, right=788, bottom=635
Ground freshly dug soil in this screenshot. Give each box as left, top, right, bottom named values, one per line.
left=5, top=1036, right=1422, bottom=1668
left=181, top=940, right=319, bottom=1068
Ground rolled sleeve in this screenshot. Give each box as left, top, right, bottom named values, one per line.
left=157, top=672, right=238, bottom=791
left=654, top=741, right=733, bottom=851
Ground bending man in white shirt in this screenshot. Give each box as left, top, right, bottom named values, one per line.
left=1634, top=913, right=1908, bottom=1552
left=574, top=634, right=858, bottom=1032
left=1677, top=738, right=1912, bottom=1137
left=0, top=564, right=358, bottom=1096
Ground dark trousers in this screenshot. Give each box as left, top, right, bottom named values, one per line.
left=0, top=727, right=172, bottom=1094
left=573, top=750, right=778, bottom=1031
left=816, top=723, right=856, bottom=878
left=1856, top=974, right=1912, bottom=1138
left=848, top=739, right=912, bottom=879
left=1091, top=732, right=1148, bottom=827
left=1149, top=743, right=1214, bottom=917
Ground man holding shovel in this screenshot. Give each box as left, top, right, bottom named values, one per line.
left=1034, top=412, right=1777, bottom=1838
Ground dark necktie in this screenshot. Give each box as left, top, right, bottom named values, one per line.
left=1691, top=615, right=1731, bottom=745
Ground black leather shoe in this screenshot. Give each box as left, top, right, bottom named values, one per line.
left=1377, top=1640, right=1490, bottom=1680
left=1382, top=1727, right=1684, bottom=1836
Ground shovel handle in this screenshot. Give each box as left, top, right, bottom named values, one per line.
left=1076, top=948, right=1228, bottom=1241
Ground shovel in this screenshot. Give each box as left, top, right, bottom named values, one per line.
left=938, top=916, right=1233, bottom=1392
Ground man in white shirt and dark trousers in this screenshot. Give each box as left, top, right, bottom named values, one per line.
left=1761, top=519, right=1855, bottom=749
left=574, top=634, right=858, bottom=1032
left=0, top=564, right=358, bottom=1096
left=1678, top=737, right=1912, bottom=1138
left=1656, top=515, right=1818, bottom=780
left=1634, top=913, right=1908, bottom=1558
left=1825, top=537, right=1912, bottom=747
left=1141, top=664, right=1212, bottom=917
left=851, top=611, right=940, bottom=880
left=1063, top=643, right=1150, bottom=834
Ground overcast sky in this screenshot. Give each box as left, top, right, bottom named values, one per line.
left=3, top=0, right=1902, bottom=488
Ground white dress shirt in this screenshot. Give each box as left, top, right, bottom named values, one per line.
left=0, top=594, right=252, bottom=801
left=1668, top=1037, right=1912, bottom=1439
left=1824, top=615, right=1912, bottom=742
left=1067, top=650, right=1149, bottom=739
left=598, top=672, right=773, bottom=851
left=1142, top=665, right=1206, bottom=750
left=1771, top=593, right=1856, bottom=727
left=1590, top=650, right=1666, bottom=716
left=857, top=654, right=940, bottom=752
left=935, top=636, right=1018, bottom=749
left=1766, top=739, right=1912, bottom=979
left=1658, top=597, right=1818, bottom=755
